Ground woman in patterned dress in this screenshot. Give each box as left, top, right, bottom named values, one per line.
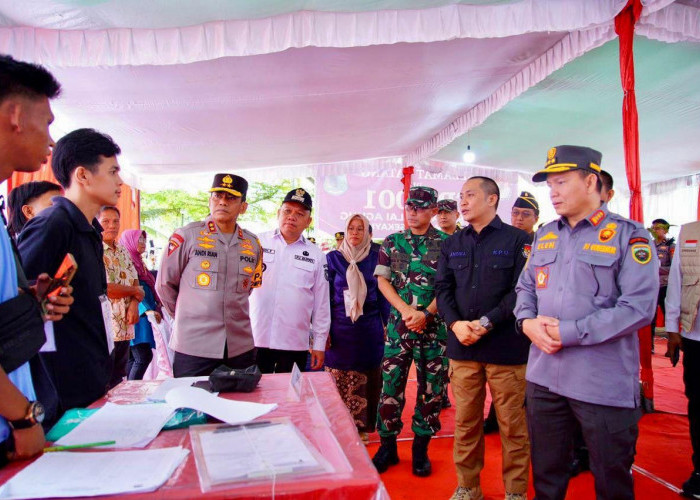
left=325, top=214, right=390, bottom=443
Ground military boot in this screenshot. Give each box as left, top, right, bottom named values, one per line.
left=372, top=435, right=399, bottom=473
left=412, top=434, right=432, bottom=477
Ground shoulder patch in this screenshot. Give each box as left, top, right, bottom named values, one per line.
left=631, top=244, right=652, bottom=264
left=167, top=233, right=184, bottom=256
left=522, top=244, right=531, bottom=259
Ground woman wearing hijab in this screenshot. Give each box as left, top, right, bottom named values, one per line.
left=325, top=214, right=390, bottom=443
left=119, top=229, right=161, bottom=380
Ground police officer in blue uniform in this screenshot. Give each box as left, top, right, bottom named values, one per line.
left=514, top=145, right=659, bottom=500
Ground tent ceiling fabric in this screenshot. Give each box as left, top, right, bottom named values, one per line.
left=1, top=1, right=631, bottom=65
left=0, top=0, right=698, bottom=192
left=46, top=31, right=563, bottom=179
left=0, top=1, right=525, bottom=29
left=431, top=36, right=700, bottom=185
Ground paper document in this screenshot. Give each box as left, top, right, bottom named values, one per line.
left=165, top=386, right=276, bottom=425
left=202, top=422, right=320, bottom=482
left=0, top=446, right=188, bottom=499
left=148, top=376, right=210, bottom=401
left=55, top=402, right=174, bottom=448
left=189, top=420, right=333, bottom=490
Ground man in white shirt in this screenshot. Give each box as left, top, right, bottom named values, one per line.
left=665, top=220, right=700, bottom=498
left=250, top=188, right=330, bottom=373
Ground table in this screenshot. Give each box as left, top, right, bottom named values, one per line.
left=0, top=372, right=388, bottom=500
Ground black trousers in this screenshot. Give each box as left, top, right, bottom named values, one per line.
left=127, top=343, right=153, bottom=380
left=683, top=337, right=700, bottom=472
left=651, top=286, right=668, bottom=338
left=526, top=382, right=640, bottom=500
left=173, top=347, right=256, bottom=378
left=108, top=340, right=131, bottom=389
left=256, top=347, right=307, bottom=374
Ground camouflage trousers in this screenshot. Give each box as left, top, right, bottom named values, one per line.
left=376, top=334, right=448, bottom=437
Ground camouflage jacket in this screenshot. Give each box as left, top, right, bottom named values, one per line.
left=375, top=226, right=449, bottom=339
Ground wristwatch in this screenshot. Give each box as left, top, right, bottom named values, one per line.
left=9, top=401, right=45, bottom=430
left=479, top=316, right=493, bottom=332
left=515, top=318, right=526, bottom=334
left=423, top=310, right=434, bottom=321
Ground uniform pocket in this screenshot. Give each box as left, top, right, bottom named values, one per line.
left=291, top=258, right=315, bottom=287
left=447, top=257, right=470, bottom=287
left=194, top=257, right=219, bottom=272
left=530, top=251, right=557, bottom=266
left=192, top=271, right=217, bottom=291
left=576, top=252, right=617, bottom=298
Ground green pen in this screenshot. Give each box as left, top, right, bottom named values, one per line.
left=43, top=440, right=116, bottom=452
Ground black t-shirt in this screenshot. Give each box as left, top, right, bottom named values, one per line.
left=18, top=197, right=112, bottom=412
left=435, top=215, right=531, bottom=365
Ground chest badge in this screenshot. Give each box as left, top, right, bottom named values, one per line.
left=598, top=225, right=616, bottom=243
left=201, top=260, right=211, bottom=270
left=535, top=266, right=550, bottom=289
left=197, top=273, right=211, bottom=287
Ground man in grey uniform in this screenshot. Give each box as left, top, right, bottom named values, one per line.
left=514, top=145, right=659, bottom=500
left=156, top=173, right=263, bottom=377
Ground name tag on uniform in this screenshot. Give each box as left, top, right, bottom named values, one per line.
left=99, top=294, right=115, bottom=353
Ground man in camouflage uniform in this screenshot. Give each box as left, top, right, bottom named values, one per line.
left=436, top=199, right=461, bottom=235
left=372, top=186, right=449, bottom=477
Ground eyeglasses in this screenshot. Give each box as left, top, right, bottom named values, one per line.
left=405, top=205, right=432, bottom=213
left=511, top=209, right=536, bottom=218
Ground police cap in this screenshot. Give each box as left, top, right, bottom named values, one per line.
left=209, top=173, right=248, bottom=198
left=533, top=145, right=603, bottom=183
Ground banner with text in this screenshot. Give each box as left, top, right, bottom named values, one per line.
left=317, top=169, right=520, bottom=239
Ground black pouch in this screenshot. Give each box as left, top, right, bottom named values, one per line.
left=208, top=364, right=262, bottom=393
left=0, top=291, right=46, bottom=373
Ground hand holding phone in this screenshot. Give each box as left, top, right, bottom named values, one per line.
left=38, top=253, right=78, bottom=319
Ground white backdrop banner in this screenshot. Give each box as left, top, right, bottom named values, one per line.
left=317, top=168, right=520, bottom=238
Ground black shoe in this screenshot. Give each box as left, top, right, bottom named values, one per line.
left=568, top=450, right=590, bottom=478
left=412, top=435, right=432, bottom=477
left=372, top=435, right=399, bottom=473
left=442, top=397, right=452, bottom=409
left=682, top=471, right=700, bottom=498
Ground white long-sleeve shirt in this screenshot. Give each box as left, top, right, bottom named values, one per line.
left=665, top=250, right=700, bottom=341
left=249, top=229, right=330, bottom=351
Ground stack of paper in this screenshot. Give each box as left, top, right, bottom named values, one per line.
left=0, top=447, right=188, bottom=499
left=54, top=402, right=174, bottom=449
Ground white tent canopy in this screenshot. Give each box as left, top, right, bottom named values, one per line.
left=1, top=0, right=699, bottom=219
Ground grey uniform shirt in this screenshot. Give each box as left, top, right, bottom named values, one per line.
left=156, top=218, right=263, bottom=359
left=514, top=205, right=659, bottom=408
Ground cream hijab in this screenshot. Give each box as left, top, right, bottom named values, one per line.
left=337, top=214, right=372, bottom=323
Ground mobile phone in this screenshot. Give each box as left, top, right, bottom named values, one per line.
left=41, top=253, right=78, bottom=315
